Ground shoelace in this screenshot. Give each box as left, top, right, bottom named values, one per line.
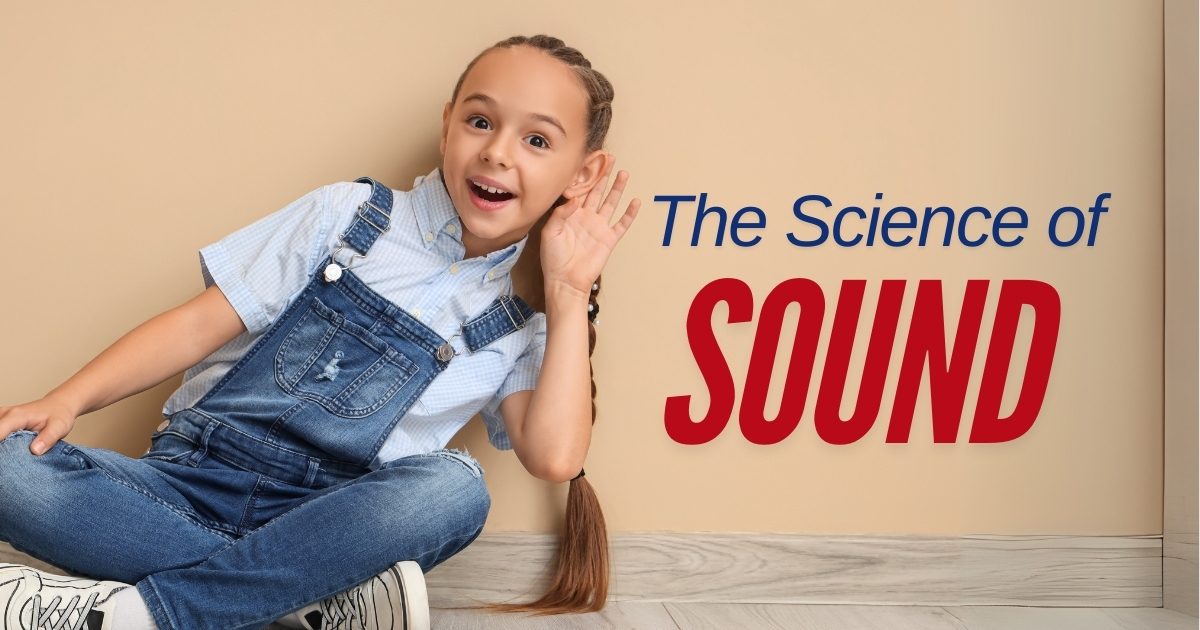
left=28, top=592, right=99, bottom=630
left=318, top=586, right=368, bottom=630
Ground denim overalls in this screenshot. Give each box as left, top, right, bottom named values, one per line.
left=0, top=178, right=535, bottom=630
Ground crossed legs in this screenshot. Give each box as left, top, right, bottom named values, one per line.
left=0, top=431, right=490, bottom=630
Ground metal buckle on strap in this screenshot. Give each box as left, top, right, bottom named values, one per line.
left=324, top=235, right=367, bottom=282
left=325, top=199, right=389, bottom=283
left=356, top=200, right=391, bottom=234
left=498, top=295, right=526, bottom=330
left=437, top=298, right=525, bottom=361
left=437, top=324, right=470, bottom=362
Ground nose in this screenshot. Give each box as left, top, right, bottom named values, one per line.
left=480, top=132, right=511, bottom=168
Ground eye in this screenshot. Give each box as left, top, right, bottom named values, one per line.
left=525, top=134, right=550, bottom=150
left=467, top=115, right=491, bottom=130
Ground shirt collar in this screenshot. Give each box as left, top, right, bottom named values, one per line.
left=411, top=167, right=461, bottom=246
left=411, top=167, right=528, bottom=283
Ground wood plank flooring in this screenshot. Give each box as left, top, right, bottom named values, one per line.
left=660, top=603, right=968, bottom=629
left=1, top=533, right=1164, bottom=608
left=428, top=602, right=679, bottom=630
left=425, top=605, right=1196, bottom=630
left=5, top=542, right=1190, bottom=628
left=424, top=533, right=1162, bottom=607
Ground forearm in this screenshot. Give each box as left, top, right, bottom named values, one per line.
left=517, top=282, right=594, bottom=480
left=50, top=286, right=245, bottom=416
left=499, top=161, right=640, bottom=481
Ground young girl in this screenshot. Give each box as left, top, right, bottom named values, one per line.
left=0, top=34, right=638, bottom=630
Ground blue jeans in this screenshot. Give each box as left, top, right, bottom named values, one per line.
left=0, top=429, right=490, bottom=630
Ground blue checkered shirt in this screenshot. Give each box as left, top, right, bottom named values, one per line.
left=162, top=168, right=546, bottom=467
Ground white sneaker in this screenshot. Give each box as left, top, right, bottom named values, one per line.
left=0, top=564, right=130, bottom=630
left=290, top=560, right=429, bottom=630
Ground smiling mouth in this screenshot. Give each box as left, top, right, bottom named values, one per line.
left=469, top=179, right=515, bottom=203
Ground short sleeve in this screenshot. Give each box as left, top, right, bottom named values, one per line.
left=199, top=186, right=333, bottom=335
left=478, top=313, right=548, bottom=450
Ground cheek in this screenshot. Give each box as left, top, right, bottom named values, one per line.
left=534, top=156, right=572, bottom=183
left=443, top=129, right=476, bottom=163
left=537, top=164, right=580, bottom=201
left=442, top=137, right=463, bottom=164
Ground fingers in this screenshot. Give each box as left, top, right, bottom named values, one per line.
left=581, top=156, right=614, bottom=215
left=0, top=406, right=23, bottom=438
left=31, top=420, right=70, bottom=456
left=598, top=169, right=632, bottom=221
left=0, top=407, right=33, bottom=446
left=554, top=194, right=584, bottom=222
left=0, top=401, right=73, bottom=455
left=611, top=197, right=642, bottom=241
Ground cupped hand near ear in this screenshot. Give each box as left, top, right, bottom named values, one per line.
left=540, top=155, right=641, bottom=299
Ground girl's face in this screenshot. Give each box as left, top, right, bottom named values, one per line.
left=440, top=46, right=607, bottom=258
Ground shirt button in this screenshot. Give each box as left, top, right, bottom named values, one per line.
left=487, top=269, right=496, bottom=280
left=412, top=309, right=422, bottom=319
left=446, top=224, right=457, bottom=234
left=449, top=263, right=460, bottom=275
left=425, top=232, right=434, bottom=242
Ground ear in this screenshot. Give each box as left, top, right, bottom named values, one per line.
left=560, top=150, right=609, bottom=200
left=439, top=102, right=453, bottom=156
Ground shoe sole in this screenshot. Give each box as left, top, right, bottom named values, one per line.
left=395, top=561, right=429, bottom=630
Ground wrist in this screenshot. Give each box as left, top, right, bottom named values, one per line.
left=543, top=280, right=590, bottom=322
left=544, top=279, right=590, bottom=307
left=44, top=384, right=89, bottom=419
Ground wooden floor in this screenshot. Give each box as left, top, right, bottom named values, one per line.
left=425, top=604, right=1198, bottom=629
left=4, top=542, right=1192, bottom=628
left=423, top=532, right=1163, bottom=608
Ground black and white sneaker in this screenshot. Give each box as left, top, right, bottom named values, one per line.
left=288, top=560, right=429, bottom=630
left=0, top=563, right=129, bottom=630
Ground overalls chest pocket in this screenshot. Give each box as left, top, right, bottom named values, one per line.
left=274, top=297, right=420, bottom=418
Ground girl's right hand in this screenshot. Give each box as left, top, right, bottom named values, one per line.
left=0, top=396, right=79, bottom=455
left=0, top=285, right=245, bottom=457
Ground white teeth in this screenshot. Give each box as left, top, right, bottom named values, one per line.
left=472, top=181, right=507, bottom=195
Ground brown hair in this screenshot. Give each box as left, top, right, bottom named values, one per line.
left=452, top=35, right=614, bottom=614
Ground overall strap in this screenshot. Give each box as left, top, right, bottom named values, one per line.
left=437, top=294, right=537, bottom=360
left=341, top=177, right=395, bottom=255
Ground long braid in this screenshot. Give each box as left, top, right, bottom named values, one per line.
left=587, top=276, right=600, bottom=421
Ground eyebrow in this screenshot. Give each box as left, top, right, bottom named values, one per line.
left=461, top=93, right=567, bottom=137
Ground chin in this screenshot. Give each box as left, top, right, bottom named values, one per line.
left=457, top=217, right=511, bottom=242
left=458, top=203, right=527, bottom=236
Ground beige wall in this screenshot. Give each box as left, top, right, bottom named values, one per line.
left=0, top=1, right=1164, bottom=536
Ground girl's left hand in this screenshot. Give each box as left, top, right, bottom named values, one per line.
left=540, top=156, right=641, bottom=298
